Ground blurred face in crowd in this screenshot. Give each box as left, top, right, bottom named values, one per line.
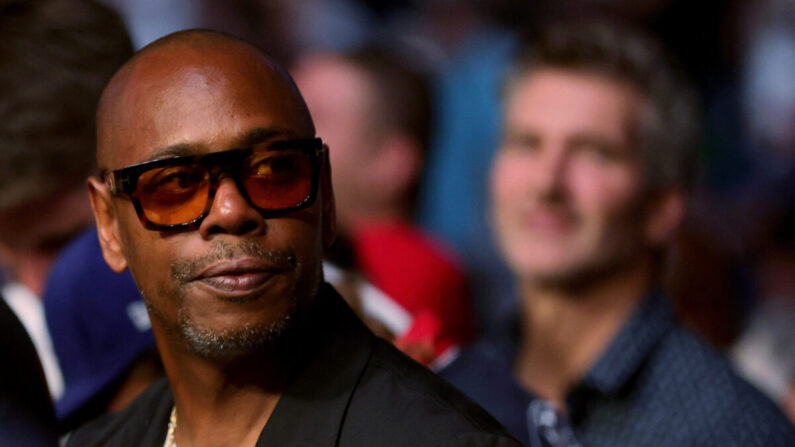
left=0, top=187, right=93, bottom=295
left=89, top=36, right=334, bottom=359
left=292, top=55, right=383, bottom=229
left=491, top=68, right=650, bottom=287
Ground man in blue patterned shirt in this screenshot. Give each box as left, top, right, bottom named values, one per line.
left=440, top=21, right=795, bottom=446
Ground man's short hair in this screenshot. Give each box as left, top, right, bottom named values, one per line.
left=504, top=21, right=700, bottom=192
left=0, top=0, right=133, bottom=211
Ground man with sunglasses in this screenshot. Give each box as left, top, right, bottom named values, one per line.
left=66, top=30, right=521, bottom=447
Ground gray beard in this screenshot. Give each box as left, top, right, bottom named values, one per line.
left=144, top=239, right=304, bottom=359
left=177, top=303, right=296, bottom=359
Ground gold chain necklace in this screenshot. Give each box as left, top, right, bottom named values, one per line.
left=163, top=406, right=177, bottom=447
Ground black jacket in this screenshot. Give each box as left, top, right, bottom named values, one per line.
left=67, top=283, right=521, bottom=447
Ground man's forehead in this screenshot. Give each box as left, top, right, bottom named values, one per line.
left=505, top=69, right=644, bottom=132
left=97, top=33, right=313, bottom=169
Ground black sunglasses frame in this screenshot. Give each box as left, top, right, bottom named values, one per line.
left=105, top=138, right=324, bottom=231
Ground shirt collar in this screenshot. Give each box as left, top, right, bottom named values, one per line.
left=575, top=290, right=675, bottom=397
left=480, top=289, right=675, bottom=420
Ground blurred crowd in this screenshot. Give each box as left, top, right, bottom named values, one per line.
left=0, top=0, right=793, bottom=445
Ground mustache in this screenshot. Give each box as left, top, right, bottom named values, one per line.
left=530, top=199, right=578, bottom=221
left=171, top=239, right=297, bottom=283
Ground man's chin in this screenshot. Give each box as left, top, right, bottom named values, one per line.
left=517, top=261, right=578, bottom=283
left=178, top=314, right=294, bottom=359
left=524, top=255, right=637, bottom=293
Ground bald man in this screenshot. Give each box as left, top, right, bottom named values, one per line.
left=66, top=30, right=521, bottom=447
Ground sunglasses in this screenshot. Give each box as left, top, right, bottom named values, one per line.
left=104, top=138, right=324, bottom=231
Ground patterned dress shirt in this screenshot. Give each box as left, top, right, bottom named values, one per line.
left=441, top=291, right=795, bottom=446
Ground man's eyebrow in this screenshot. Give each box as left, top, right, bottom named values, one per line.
left=240, top=127, right=300, bottom=147
left=147, top=143, right=205, bottom=161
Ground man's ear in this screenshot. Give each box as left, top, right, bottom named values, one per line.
left=644, top=187, right=685, bottom=247
left=319, top=145, right=337, bottom=249
left=87, top=177, right=128, bottom=273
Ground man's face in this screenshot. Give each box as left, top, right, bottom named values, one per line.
left=292, top=55, right=381, bottom=229
left=491, top=69, right=649, bottom=287
left=0, top=187, right=93, bottom=295
left=92, top=43, right=333, bottom=358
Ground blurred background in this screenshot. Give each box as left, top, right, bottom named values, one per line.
left=1, top=0, right=793, bottom=429
left=98, top=0, right=795, bottom=410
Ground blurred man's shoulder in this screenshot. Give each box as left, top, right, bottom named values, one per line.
left=649, top=326, right=795, bottom=445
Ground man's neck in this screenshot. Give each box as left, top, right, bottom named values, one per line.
left=156, top=321, right=312, bottom=447
left=513, top=256, right=652, bottom=409
left=346, top=209, right=407, bottom=232
left=167, top=348, right=288, bottom=447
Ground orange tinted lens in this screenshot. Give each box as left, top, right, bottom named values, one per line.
left=243, top=149, right=312, bottom=210
left=137, top=165, right=210, bottom=225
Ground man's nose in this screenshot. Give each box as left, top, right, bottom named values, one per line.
left=532, top=146, right=569, bottom=199
left=198, top=176, right=266, bottom=237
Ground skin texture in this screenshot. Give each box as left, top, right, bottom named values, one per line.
left=493, top=69, right=647, bottom=287
left=292, top=54, right=421, bottom=229
left=0, top=186, right=93, bottom=296
left=88, top=31, right=335, bottom=446
left=293, top=54, right=380, bottom=229
left=491, top=68, right=684, bottom=407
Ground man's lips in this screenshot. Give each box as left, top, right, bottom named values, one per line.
left=192, top=258, right=285, bottom=296
left=524, top=209, right=578, bottom=233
